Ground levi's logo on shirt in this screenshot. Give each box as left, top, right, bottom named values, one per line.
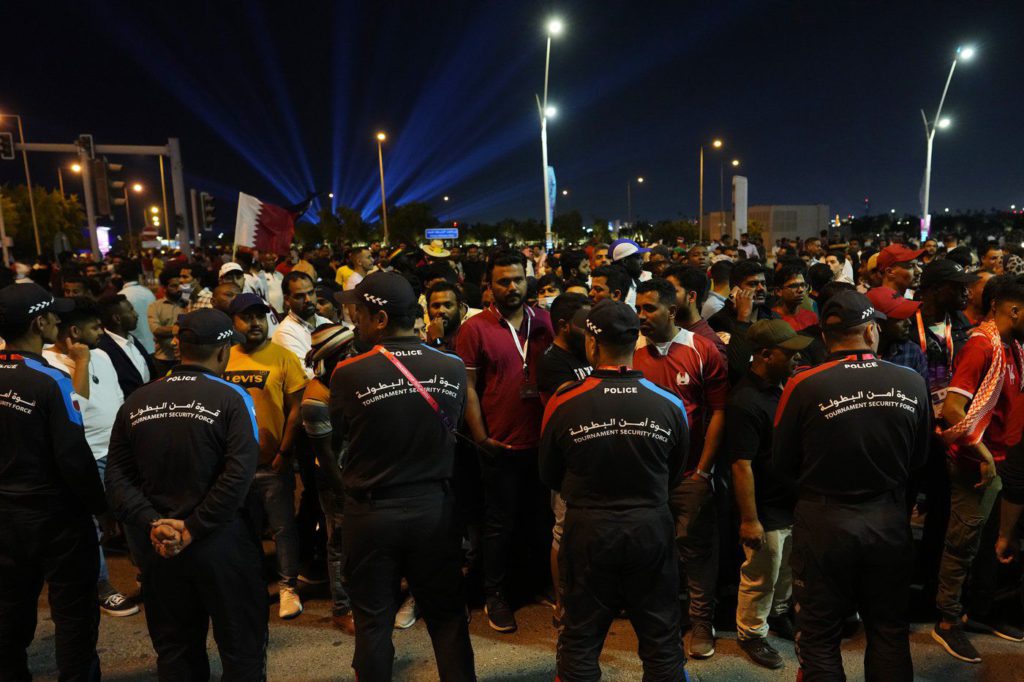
left=223, top=370, right=271, bottom=390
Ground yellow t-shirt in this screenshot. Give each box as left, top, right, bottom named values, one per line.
left=225, top=342, right=309, bottom=464
left=335, top=265, right=354, bottom=288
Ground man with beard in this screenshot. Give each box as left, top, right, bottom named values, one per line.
left=210, top=282, right=241, bottom=314
left=592, top=243, right=611, bottom=269
left=147, top=268, right=188, bottom=377
left=589, top=265, right=632, bottom=305
left=662, top=265, right=726, bottom=362
left=633, top=278, right=729, bottom=659
left=709, top=260, right=777, bottom=384
left=43, top=298, right=138, bottom=617
left=98, top=293, right=155, bottom=398
left=559, top=250, right=591, bottom=285
left=425, top=281, right=470, bottom=352
left=877, top=244, right=924, bottom=297
left=609, top=238, right=652, bottom=307
left=866, top=286, right=927, bottom=380
left=273, top=271, right=332, bottom=379
left=455, top=250, right=554, bottom=633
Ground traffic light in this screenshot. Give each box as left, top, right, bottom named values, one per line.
left=200, top=192, right=216, bottom=230
left=0, top=132, right=13, bottom=161
left=77, top=134, right=94, bottom=160
left=92, top=157, right=124, bottom=218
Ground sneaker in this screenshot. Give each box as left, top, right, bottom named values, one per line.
left=768, top=613, right=796, bottom=641
left=99, top=592, right=139, bottom=617
left=962, top=614, right=1024, bottom=642
left=485, top=594, right=518, bottom=633
left=297, top=561, right=328, bottom=585
left=739, top=637, right=784, bottom=670
left=279, top=585, right=303, bottom=620
left=688, top=621, right=716, bottom=659
left=394, top=594, right=418, bottom=629
left=931, top=621, right=981, bottom=663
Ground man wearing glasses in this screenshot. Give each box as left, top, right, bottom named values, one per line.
left=771, top=262, right=817, bottom=333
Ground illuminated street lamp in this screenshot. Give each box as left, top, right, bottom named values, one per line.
left=627, top=176, right=645, bottom=227
left=538, top=16, right=564, bottom=250
left=375, top=131, right=389, bottom=245
left=920, top=44, right=976, bottom=239
left=699, top=138, right=725, bottom=242
left=731, top=159, right=740, bottom=167
left=71, top=163, right=82, bottom=173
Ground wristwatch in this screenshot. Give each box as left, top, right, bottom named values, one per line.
left=694, top=469, right=712, bottom=482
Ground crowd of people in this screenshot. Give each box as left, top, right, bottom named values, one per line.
left=2, top=227, right=1024, bottom=681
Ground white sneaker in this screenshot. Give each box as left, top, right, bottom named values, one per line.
left=394, top=594, right=418, bottom=629
left=279, top=585, right=303, bottom=620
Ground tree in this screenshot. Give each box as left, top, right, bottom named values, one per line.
left=552, top=210, right=584, bottom=245
left=590, top=216, right=611, bottom=244
left=1, top=184, right=85, bottom=258
left=335, top=205, right=367, bottom=243
left=386, top=202, right=438, bottom=246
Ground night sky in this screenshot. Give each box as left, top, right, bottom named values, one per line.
left=2, top=0, right=1022, bottom=232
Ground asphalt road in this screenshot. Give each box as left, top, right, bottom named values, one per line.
left=24, top=551, right=1023, bottom=681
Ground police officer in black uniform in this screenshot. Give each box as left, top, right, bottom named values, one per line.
left=331, top=272, right=475, bottom=681
left=539, top=299, right=689, bottom=682
left=105, top=309, right=267, bottom=680
left=0, top=284, right=107, bottom=681
left=773, top=291, right=930, bottom=681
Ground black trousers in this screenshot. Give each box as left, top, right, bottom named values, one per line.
left=478, top=449, right=552, bottom=600
left=558, top=506, right=686, bottom=682
left=792, top=493, right=913, bottom=682
left=0, top=504, right=100, bottom=682
left=343, top=487, right=476, bottom=682
left=140, top=516, right=268, bottom=681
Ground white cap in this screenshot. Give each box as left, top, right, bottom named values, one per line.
left=219, top=262, right=244, bottom=279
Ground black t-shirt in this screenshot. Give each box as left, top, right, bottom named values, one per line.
left=537, top=343, right=592, bottom=403
left=722, top=372, right=795, bottom=530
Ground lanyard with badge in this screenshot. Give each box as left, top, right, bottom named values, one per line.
left=494, top=305, right=538, bottom=399
left=916, top=311, right=953, bottom=419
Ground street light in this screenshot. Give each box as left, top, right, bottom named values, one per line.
left=132, top=183, right=143, bottom=193
left=328, top=192, right=334, bottom=199
left=538, top=16, right=564, bottom=251
left=627, top=176, right=645, bottom=227
left=0, top=113, right=41, bottom=255
left=70, top=163, right=82, bottom=173
left=150, top=206, right=160, bottom=214
left=443, top=195, right=450, bottom=202
left=920, top=44, right=976, bottom=240
left=731, top=159, right=740, bottom=167
left=123, top=182, right=143, bottom=238
left=375, top=131, right=389, bottom=245
left=699, top=138, right=726, bottom=242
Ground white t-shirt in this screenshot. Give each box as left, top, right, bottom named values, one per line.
left=43, top=348, right=124, bottom=461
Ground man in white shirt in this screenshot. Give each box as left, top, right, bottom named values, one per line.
left=97, top=293, right=154, bottom=398
left=118, top=260, right=156, bottom=353
left=738, top=234, right=760, bottom=260
left=43, top=298, right=139, bottom=617
left=272, top=271, right=332, bottom=379
left=259, top=251, right=285, bottom=314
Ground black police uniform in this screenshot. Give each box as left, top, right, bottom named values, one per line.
left=773, top=349, right=929, bottom=681
left=330, top=334, right=475, bottom=681
left=0, top=347, right=106, bottom=681
left=105, top=344, right=266, bottom=680
left=539, top=367, right=689, bottom=682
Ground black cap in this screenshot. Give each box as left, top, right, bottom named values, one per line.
left=919, top=259, right=981, bottom=289
left=228, top=293, right=271, bottom=316
left=0, top=283, right=74, bottom=326
left=820, top=290, right=887, bottom=330
left=573, top=299, right=641, bottom=343
left=177, top=309, right=244, bottom=345
left=337, top=271, right=417, bottom=314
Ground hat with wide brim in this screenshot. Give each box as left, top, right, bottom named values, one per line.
left=422, top=240, right=451, bottom=259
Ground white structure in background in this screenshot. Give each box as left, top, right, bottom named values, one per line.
left=732, top=176, right=748, bottom=239
left=708, top=204, right=829, bottom=247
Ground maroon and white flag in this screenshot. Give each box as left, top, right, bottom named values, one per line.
left=234, top=192, right=296, bottom=256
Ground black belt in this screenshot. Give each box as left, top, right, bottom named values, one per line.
left=799, top=487, right=902, bottom=505
left=346, top=480, right=447, bottom=502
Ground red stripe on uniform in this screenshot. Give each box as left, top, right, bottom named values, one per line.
left=773, top=359, right=843, bottom=427
left=541, top=376, right=601, bottom=433
left=330, top=346, right=379, bottom=381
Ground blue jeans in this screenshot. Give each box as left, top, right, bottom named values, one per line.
left=318, top=482, right=351, bottom=616
left=251, top=467, right=300, bottom=587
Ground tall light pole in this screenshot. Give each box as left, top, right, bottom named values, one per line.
left=124, top=182, right=143, bottom=239
left=627, top=176, right=644, bottom=227
left=921, top=45, right=974, bottom=240
left=375, top=131, right=389, bottom=246
left=699, top=138, right=723, bottom=243
left=1, top=113, right=41, bottom=255
left=539, top=17, right=563, bottom=251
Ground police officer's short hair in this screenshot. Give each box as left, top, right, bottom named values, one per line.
left=179, top=339, right=228, bottom=362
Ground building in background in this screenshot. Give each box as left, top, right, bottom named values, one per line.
left=708, top=204, right=830, bottom=247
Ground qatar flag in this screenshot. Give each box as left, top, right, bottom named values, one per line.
left=234, top=192, right=297, bottom=256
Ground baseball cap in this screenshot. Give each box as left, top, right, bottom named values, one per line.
left=609, top=238, right=650, bottom=262
left=572, top=299, right=641, bottom=343
left=0, top=283, right=74, bottom=326
left=820, top=290, right=887, bottom=330
left=228, top=293, right=271, bottom=317
left=876, top=244, right=925, bottom=271
left=865, top=286, right=922, bottom=320
left=919, top=259, right=980, bottom=289
left=177, top=309, right=244, bottom=345
left=747, top=319, right=814, bottom=351
left=337, top=271, right=417, bottom=314
left=218, top=262, right=244, bottom=279
left=865, top=253, right=879, bottom=272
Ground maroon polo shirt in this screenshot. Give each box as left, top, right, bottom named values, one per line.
left=456, top=304, right=554, bottom=450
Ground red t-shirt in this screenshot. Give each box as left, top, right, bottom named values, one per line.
left=455, top=304, right=554, bottom=450
left=775, top=307, right=819, bottom=333
left=947, top=336, right=1024, bottom=463
left=633, top=327, right=729, bottom=471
